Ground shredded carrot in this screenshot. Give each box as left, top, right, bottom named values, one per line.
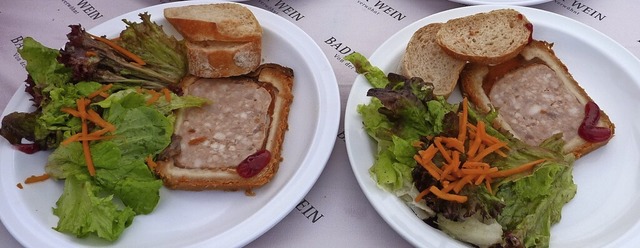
left=429, top=186, right=467, bottom=203
left=415, top=155, right=443, bottom=181
left=85, top=51, right=97, bottom=57
left=61, top=133, right=83, bottom=146
left=91, top=35, right=146, bottom=65
left=411, top=140, right=425, bottom=148
left=162, top=88, right=172, bottom=103
left=61, top=97, right=118, bottom=177
left=61, top=107, right=81, bottom=117
left=470, top=141, right=508, bottom=162
left=490, top=159, right=546, bottom=178
left=415, top=188, right=431, bottom=202
left=434, top=138, right=452, bottom=163
left=146, top=89, right=161, bottom=105
left=413, top=98, right=537, bottom=203
left=86, top=109, right=115, bottom=131
left=88, top=84, right=113, bottom=99
left=440, top=137, right=465, bottom=153
left=81, top=120, right=96, bottom=177
left=24, top=173, right=50, bottom=184
left=145, top=155, right=157, bottom=170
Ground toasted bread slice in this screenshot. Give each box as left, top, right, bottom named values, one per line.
left=436, top=9, right=532, bottom=65
left=164, top=3, right=262, bottom=42
left=401, top=23, right=466, bottom=97
left=460, top=40, right=614, bottom=158
left=155, top=64, right=294, bottom=191
left=164, top=3, right=263, bottom=78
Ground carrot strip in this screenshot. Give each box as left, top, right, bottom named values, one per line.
left=485, top=177, right=494, bottom=195
left=441, top=137, right=465, bottom=153
left=91, top=35, right=146, bottom=65
left=441, top=180, right=455, bottom=193
left=88, top=83, right=113, bottom=99
left=78, top=135, right=115, bottom=142
left=419, top=145, right=438, bottom=162
left=81, top=122, right=96, bottom=177
left=61, top=133, right=83, bottom=146
left=146, top=89, right=161, bottom=105
left=162, top=88, right=172, bottom=103
left=61, top=107, right=82, bottom=117
left=430, top=186, right=467, bottom=203
left=462, top=161, right=490, bottom=169
left=415, top=155, right=443, bottom=181
left=434, top=138, right=452, bottom=163
left=86, top=109, right=115, bottom=131
left=24, top=173, right=50, bottom=184
left=490, top=159, right=546, bottom=178
left=470, top=141, right=508, bottom=162
left=145, top=155, right=157, bottom=170
left=474, top=174, right=486, bottom=185
left=414, top=188, right=431, bottom=203
left=411, top=140, right=425, bottom=148
left=467, top=121, right=485, bottom=158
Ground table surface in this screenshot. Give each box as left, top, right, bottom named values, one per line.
left=0, top=0, right=638, bottom=247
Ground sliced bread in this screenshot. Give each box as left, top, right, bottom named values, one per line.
left=401, top=23, right=466, bottom=97
left=436, top=9, right=532, bottom=65
left=164, top=3, right=262, bottom=42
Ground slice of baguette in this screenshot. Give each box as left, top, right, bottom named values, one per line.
left=185, top=39, right=261, bottom=78
left=155, top=64, right=294, bottom=191
left=164, top=3, right=262, bottom=42
left=460, top=40, right=614, bottom=158
left=400, top=23, right=466, bottom=97
left=436, top=9, right=532, bottom=65
left=164, top=3, right=263, bottom=78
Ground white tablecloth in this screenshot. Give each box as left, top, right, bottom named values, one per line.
left=0, top=0, right=638, bottom=247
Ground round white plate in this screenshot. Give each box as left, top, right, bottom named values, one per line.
left=0, top=1, right=340, bottom=247
left=449, top=0, right=552, bottom=6
left=345, top=5, right=640, bottom=248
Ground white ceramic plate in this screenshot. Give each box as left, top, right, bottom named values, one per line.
left=0, top=1, right=340, bottom=247
left=345, top=5, right=640, bottom=248
left=449, top=0, right=552, bottom=6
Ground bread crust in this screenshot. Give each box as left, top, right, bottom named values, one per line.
left=436, top=9, right=532, bottom=65
left=460, top=40, right=614, bottom=159
left=401, top=23, right=466, bottom=97
left=155, top=64, right=294, bottom=191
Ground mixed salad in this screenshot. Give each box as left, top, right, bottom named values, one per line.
left=345, top=53, right=577, bottom=248
left=0, top=13, right=206, bottom=241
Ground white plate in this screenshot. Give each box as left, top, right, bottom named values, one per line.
left=0, top=1, right=340, bottom=247
left=448, top=0, right=552, bottom=6
left=345, top=5, right=640, bottom=248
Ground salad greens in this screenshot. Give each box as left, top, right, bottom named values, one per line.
left=0, top=14, right=206, bottom=241
left=346, top=52, right=576, bottom=248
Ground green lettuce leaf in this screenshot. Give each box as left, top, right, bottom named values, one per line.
left=344, top=52, right=389, bottom=88
left=53, top=175, right=135, bottom=241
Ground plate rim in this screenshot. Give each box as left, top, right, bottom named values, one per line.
left=345, top=4, right=640, bottom=248
left=448, top=0, right=553, bottom=6
left=0, top=0, right=341, bottom=247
